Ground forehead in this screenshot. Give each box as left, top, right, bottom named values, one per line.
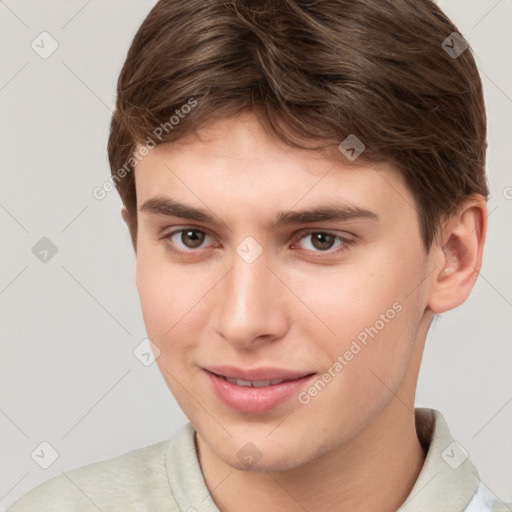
left=133, top=113, right=414, bottom=226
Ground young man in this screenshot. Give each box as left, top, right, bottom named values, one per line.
left=8, top=0, right=510, bottom=511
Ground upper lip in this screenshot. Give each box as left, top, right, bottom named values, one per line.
left=205, top=365, right=314, bottom=381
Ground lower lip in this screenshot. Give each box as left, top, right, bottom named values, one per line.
left=206, top=371, right=315, bottom=414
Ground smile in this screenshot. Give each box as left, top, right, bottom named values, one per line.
left=204, top=366, right=315, bottom=414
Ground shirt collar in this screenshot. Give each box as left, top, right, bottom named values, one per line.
left=397, top=408, right=480, bottom=511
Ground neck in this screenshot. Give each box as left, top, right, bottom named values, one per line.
left=197, top=401, right=425, bottom=512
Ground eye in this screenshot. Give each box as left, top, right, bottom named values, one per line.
left=163, top=228, right=212, bottom=252
left=293, top=231, right=352, bottom=254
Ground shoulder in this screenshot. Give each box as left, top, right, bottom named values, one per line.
left=7, top=439, right=175, bottom=512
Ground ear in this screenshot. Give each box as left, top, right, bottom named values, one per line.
left=427, top=194, right=487, bottom=314
left=121, top=207, right=137, bottom=253
left=121, top=206, right=130, bottom=225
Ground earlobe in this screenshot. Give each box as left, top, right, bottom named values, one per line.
left=427, top=195, right=487, bottom=314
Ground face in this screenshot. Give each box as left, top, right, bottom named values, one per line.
left=134, top=112, right=433, bottom=472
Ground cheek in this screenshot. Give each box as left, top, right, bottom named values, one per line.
left=135, top=247, right=220, bottom=361
left=136, top=259, right=168, bottom=339
left=293, top=241, right=425, bottom=385
left=293, top=251, right=413, bottom=341
left=136, top=250, right=191, bottom=345
left=135, top=257, right=205, bottom=406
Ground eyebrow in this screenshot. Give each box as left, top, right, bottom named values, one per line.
left=139, top=196, right=379, bottom=230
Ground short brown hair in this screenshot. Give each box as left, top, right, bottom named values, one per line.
left=107, top=0, right=488, bottom=249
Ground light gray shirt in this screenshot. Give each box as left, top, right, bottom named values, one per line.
left=7, top=408, right=510, bottom=511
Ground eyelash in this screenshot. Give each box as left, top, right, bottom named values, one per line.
left=160, top=227, right=354, bottom=258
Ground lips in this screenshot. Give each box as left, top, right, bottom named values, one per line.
left=204, top=365, right=315, bottom=414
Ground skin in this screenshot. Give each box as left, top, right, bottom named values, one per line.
left=128, top=111, right=487, bottom=512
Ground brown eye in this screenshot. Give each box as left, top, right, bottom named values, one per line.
left=310, top=232, right=337, bottom=251
left=294, top=231, right=353, bottom=256
left=180, top=230, right=206, bottom=249
left=162, top=228, right=215, bottom=255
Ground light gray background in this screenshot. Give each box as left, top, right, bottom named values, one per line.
left=1, top=0, right=511, bottom=508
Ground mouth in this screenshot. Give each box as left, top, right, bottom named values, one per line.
left=219, top=376, right=294, bottom=387
left=204, top=366, right=315, bottom=414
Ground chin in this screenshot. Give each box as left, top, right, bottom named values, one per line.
left=226, top=452, right=308, bottom=473
left=209, top=433, right=319, bottom=474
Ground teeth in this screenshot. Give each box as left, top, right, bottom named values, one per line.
left=252, top=380, right=272, bottom=387
left=235, top=379, right=253, bottom=387
left=223, top=377, right=286, bottom=387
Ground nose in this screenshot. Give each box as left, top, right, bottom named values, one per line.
left=213, top=245, right=289, bottom=350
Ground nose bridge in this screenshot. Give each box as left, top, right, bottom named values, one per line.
left=214, top=241, right=287, bottom=346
